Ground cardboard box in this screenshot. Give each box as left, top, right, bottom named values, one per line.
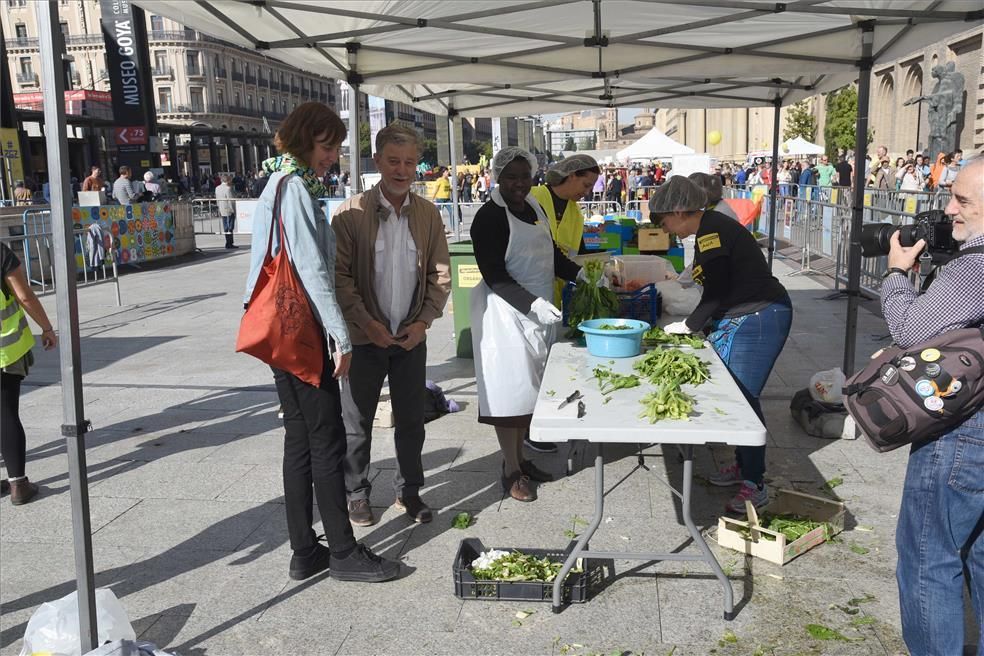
left=716, top=489, right=845, bottom=565
left=638, top=227, right=670, bottom=251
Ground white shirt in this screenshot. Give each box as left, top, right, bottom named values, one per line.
left=374, top=193, right=418, bottom=335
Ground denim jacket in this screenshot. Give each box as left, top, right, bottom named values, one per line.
left=243, top=171, right=351, bottom=355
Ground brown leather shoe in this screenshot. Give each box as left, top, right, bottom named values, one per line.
left=395, top=496, right=433, bottom=524
left=502, top=471, right=536, bottom=502
left=348, top=499, right=375, bottom=527
left=10, top=478, right=38, bottom=505
left=520, top=460, right=554, bottom=483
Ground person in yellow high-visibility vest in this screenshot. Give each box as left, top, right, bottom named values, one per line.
left=1, top=242, right=57, bottom=505
left=529, top=154, right=601, bottom=307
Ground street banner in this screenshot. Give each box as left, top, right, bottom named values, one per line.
left=0, top=127, right=25, bottom=191
left=100, top=0, right=151, bottom=152
left=491, top=119, right=502, bottom=159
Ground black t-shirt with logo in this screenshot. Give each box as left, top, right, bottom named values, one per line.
left=686, top=210, right=787, bottom=331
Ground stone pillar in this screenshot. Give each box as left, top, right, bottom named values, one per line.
left=436, top=116, right=450, bottom=166
left=450, top=115, right=464, bottom=165
left=517, top=119, right=531, bottom=151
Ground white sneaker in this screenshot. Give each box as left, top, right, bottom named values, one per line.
left=708, top=462, right=742, bottom=487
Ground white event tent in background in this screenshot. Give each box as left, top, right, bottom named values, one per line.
left=617, top=127, right=695, bottom=161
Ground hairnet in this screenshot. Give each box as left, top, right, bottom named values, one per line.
left=687, top=172, right=723, bottom=204
left=545, top=153, right=599, bottom=186
left=648, top=176, right=707, bottom=215
left=491, top=146, right=538, bottom=182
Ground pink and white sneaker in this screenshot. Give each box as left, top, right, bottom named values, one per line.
left=725, top=481, right=769, bottom=515
left=708, top=462, right=743, bottom=487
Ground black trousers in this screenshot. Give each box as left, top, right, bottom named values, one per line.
left=341, top=342, right=427, bottom=501
left=0, top=371, right=26, bottom=478
left=272, top=350, right=356, bottom=555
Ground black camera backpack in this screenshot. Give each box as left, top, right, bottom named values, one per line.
left=842, top=246, right=984, bottom=452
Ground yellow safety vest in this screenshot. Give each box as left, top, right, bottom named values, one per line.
left=0, top=284, right=35, bottom=368
left=530, top=185, right=586, bottom=306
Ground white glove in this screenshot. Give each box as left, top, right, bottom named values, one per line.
left=664, top=320, right=692, bottom=335
left=529, top=297, right=562, bottom=326
left=577, top=267, right=611, bottom=288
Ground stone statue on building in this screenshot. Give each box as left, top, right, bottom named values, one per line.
left=904, top=62, right=965, bottom=161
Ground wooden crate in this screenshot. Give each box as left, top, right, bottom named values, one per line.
left=716, top=489, right=845, bottom=565
left=638, top=227, right=670, bottom=251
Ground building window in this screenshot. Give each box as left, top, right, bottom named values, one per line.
left=247, top=94, right=253, bottom=110
left=282, top=100, right=287, bottom=114
left=279, top=71, right=284, bottom=85
left=190, top=88, right=204, bottom=112
left=150, top=15, right=163, bottom=32
left=234, top=91, right=241, bottom=107
left=186, top=51, right=200, bottom=75
left=15, top=24, right=27, bottom=39
left=59, top=21, right=69, bottom=37
left=158, top=87, right=172, bottom=112
left=19, top=57, right=32, bottom=75
left=259, top=96, right=266, bottom=113
left=216, top=88, right=224, bottom=108
left=183, top=26, right=195, bottom=39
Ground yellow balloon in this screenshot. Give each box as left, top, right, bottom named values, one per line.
left=707, top=130, right=722, bottom=146
left=782, top=144, right=790, bottom=153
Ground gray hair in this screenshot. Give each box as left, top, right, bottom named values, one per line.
left=648, top=176, right=707, bottom=216
left=375, top=123, right=421, bottom=154
left=491, top=146, right=537, bottom=182
left=687, top=172, right=723, bottom=204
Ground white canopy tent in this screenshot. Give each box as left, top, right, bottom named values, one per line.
left=34, top=1, right=982, bottom=649
left=617, top=127, right=694, bottom=161
left=783, top=136, right=826, bottom=156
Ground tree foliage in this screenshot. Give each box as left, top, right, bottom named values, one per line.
left=358, top=122, right=372, bottom=158
left=464, top=140, right=493, bottom=165
left=783, top=100, right=817, bottom=142
left=420, top=138, right=438, bottom=166
left=823, top=87, right=873, bottom=157
left=564, top=136, right=577, bottom=151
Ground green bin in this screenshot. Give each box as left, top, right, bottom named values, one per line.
left=449, top=240, right=480, bottom=358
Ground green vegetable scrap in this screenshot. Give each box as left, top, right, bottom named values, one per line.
left=850, top=615, right=876, bottom=627
left=735, top=513, right=834, bottom=543
left=633, top=348, right=710, bottom=387
left=847, top=593, right=876, bottom=606
left=805, top=623, right=851, bottom=641
left=566, top=259, right=621, bottom=338
left=592, top=365, right=641, bottom=395
left=820, top=476, right=844, bottom=494
left=452, top=512, right=473, bottom=529
left=643, top=325, right=705, bottom=348
left=471, top=550, right=574, bottom=582
left=849, top=542, right=870, bottom=555
left=638, top=384, right=695, bottom=423
left=597, top=324, right=633, bottom=331
left=719, top=629, right=739, bottom=645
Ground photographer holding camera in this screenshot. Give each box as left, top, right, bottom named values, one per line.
left=880, top=156, right=984, bottom=655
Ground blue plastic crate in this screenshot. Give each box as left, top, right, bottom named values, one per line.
left=561, top=282, right=661, bottom=328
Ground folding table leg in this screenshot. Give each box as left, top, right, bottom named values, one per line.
left=552, top=443, right=605, bottom=612
left=679, top=444, right=735, bottom=619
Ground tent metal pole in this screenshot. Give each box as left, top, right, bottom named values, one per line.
left=843, top=22, right=874, bottom=377
left=36, top=2, right=97, bottom=651
left=767, top=96, right=780, bottom=270
left=448, top=106, right=460, bottom=240
left=348, top=82, right=361, bottom=195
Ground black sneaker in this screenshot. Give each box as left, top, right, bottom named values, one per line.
left=394, top=496, right=433, bottom=524
left=288, top=543, right=331, bottom=581
left=348, top=498, right=375, bottom=527
left=523, top=437, right=558, bottom=454
left=329, top=544, right=401, bottom=583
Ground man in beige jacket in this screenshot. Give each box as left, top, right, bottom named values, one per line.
left=333, top=124, right=451, bottom=526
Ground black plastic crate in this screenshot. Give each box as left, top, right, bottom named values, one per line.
left=561, top=282, right=662, bottom=328
left=453, top=538, right=599, bottom=603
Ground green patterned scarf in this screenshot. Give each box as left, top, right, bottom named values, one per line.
left=261, top=153, right=327, bottom=199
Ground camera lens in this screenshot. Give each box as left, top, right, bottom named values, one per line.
left=897, top=224, right=924, bottom=248
left=860, top=223, right=897, bottom=257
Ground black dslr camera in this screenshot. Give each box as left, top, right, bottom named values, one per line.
left=860, top=210, right=958, bottom=264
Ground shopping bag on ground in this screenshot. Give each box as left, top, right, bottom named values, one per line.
left=20, top=588, right=135, bottom=656
left=809, top=368, right=846, bottom=404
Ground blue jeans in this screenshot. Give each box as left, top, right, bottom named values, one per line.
left=708, top=295, right=792, bottom=484
left=896, top=408, right=984, bottom=656
left=221, top=214, right=235, bottom=234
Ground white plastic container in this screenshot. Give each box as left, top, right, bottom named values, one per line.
left=613, top=255, right=670, bottom=286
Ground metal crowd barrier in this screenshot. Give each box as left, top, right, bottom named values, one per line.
left=4, top=221, right=122, bottom=306
left=192, top=199, right=223, bottom=234
left=731, top=186, right=953, bottom=296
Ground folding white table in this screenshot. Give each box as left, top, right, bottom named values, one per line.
left=530, top=341, right=766, bottom=617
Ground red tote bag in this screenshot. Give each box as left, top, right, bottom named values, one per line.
left=236, top=176, right=324, bottom=386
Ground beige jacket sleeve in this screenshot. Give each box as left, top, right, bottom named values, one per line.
left=414, top=209, right=451, bottom=328
left=332, top=209, right=375, bottom=331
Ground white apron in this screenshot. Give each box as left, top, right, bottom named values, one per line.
left=471, top=188, right=556, bottom=418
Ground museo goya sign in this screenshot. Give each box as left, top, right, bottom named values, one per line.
left=99, top=0, right=151, bottom=150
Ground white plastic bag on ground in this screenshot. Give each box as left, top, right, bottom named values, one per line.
left=84, top=639, right=177, bottom=656
left=655, top=280, right=701, bottom=317
left=20, top=588, right=136, bottom=656
left=809, top=368, right=846, bottom=404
